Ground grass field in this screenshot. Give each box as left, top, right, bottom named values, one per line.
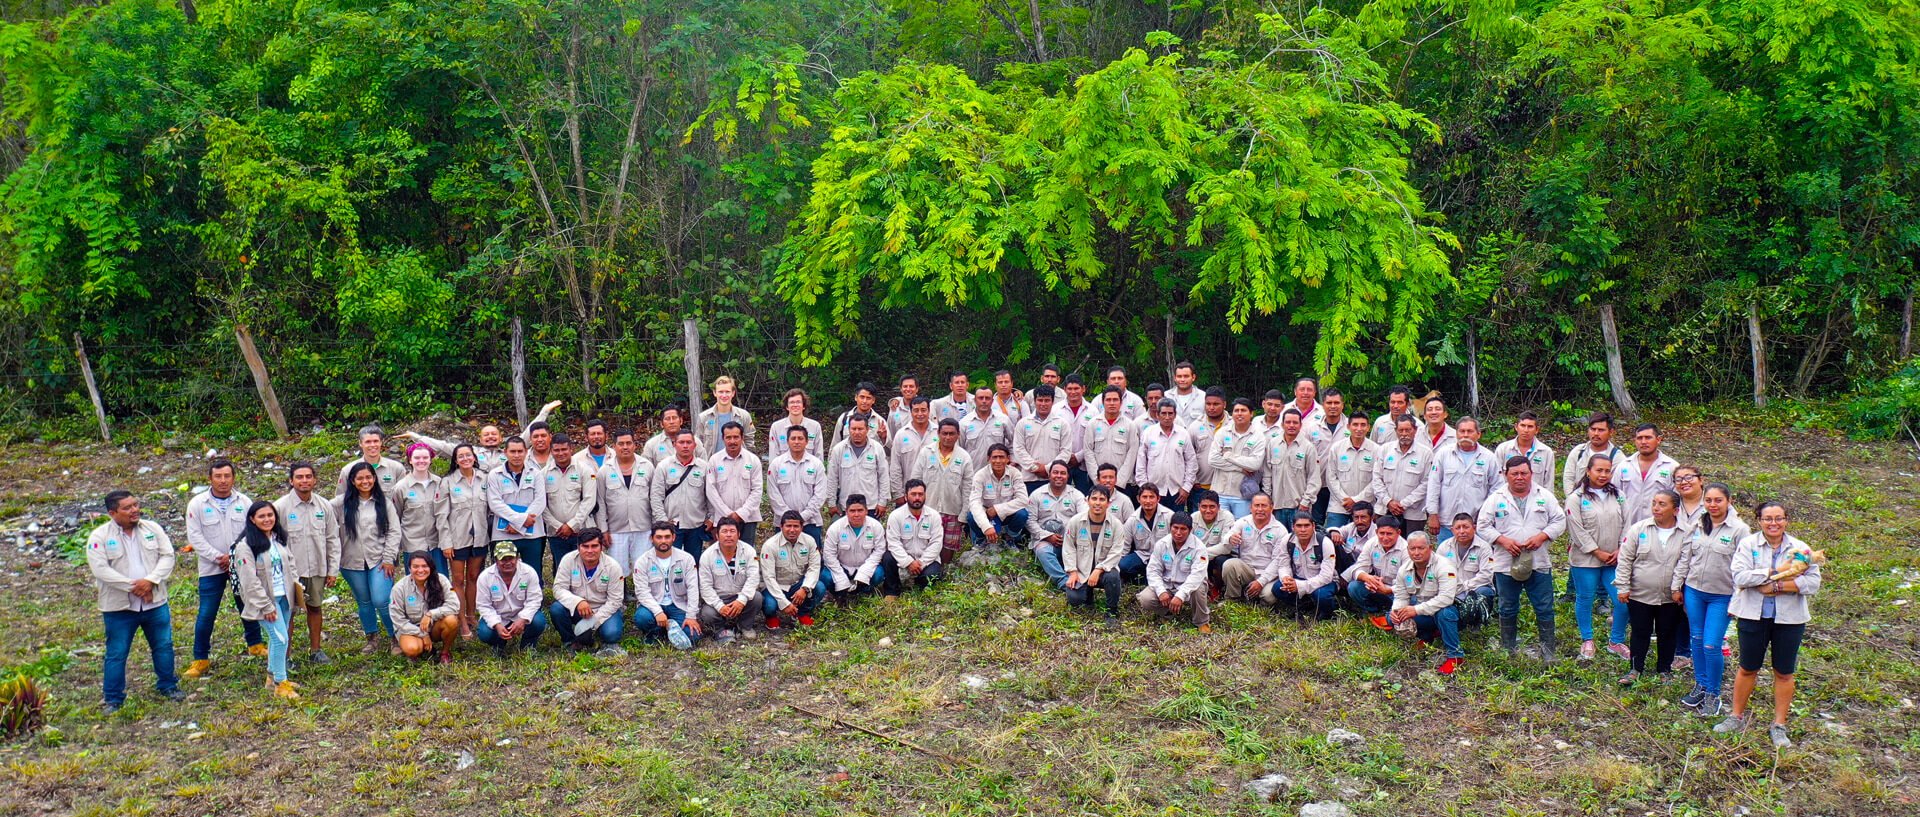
left=0, top=420, right=1916, bottom=816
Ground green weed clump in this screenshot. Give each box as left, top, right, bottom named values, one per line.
left=0, top=674, right=49, bottom=739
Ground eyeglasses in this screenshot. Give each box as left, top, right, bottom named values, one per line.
left=1676, top=474, right=1700, bottom=482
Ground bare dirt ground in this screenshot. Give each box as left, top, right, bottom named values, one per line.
left=0, top=420, right=1915, bottom=816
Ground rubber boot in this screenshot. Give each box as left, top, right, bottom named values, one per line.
left=1538, top=627, right=1558, bottom=666
left=1500, top=618, right=1519, bottom=657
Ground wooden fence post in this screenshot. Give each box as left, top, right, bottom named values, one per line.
left=233, top=323, right=290, bottom=437
left=72, top=333, right=110, bottom=442
left=1748, top=303, right=1768, bottom=408
left=683, top=318, right=704, bottom=420
left=1599, top=303, right=1638, bottom=419
left=511, top=317, right=529, bottom=428
left=1465, top=323, right=1482, bottom=418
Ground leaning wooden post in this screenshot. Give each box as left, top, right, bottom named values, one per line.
left=1599, top=303, right=1638, bottom=419
left=511, top=317, right=529, bottom=428
left=72, top=332, right=110, bottom=442
left=1465, top=323, right=1482, bottom=419
left=683, top=318, right=704, bottom=419
left=233, top=323, right=290, bottom=437
left=1748, top=302, right=1768, bottom=408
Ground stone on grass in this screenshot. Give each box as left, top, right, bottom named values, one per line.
left=1299, top=802, right=1352, bottom=817
left=1242, top=772, right=1292, bottom=802
left=1326, top=727, right=1365, bottom=748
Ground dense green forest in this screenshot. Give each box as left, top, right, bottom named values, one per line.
left=0, top=0, right=1914, bottom=430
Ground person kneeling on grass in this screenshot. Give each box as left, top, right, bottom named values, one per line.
left=884, top=481, right=946, bottom=596
left=760, top=512, right=827, bottom=630
left=1343, top=516, right=1406, bottom=629
left=1062, top=486, right=1127, bottom=626
left=475, top=542, right=546, bottom=656
left=698, top=519, right=761, bottom=644
left=550, top=529, right=626, bottom=655
left=1389, top=531, right=1465, bottom=675
left=635, top=522, right=702, bottom=649
left=1272, top=514, right=1338, bottom=622
left=1136, top=513, right=1212, bottom=633
left=390, top=551, right=461, bottom=664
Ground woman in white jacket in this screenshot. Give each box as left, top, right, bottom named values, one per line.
left=1713, top=501, right=1822, bottom=749
left=389, top=552, right=461, bottom=664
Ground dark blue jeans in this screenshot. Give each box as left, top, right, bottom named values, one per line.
left=1496, top=570, right=1556, bottom=640
left=675, top=527, right=710, bottom=560
left=513, top=537, right=549, bottom=582
left=1117, top=550, right=1148, bottom=584
left=103, top=604, right=177, bottom=706
left=635, top=602, right=693, bottom=643
left=762, top=577, right=831, bottom=618
left=549, top=601, right=623, bottom=647
left=476, top=610, right=548, bottom=648
left=193, top=573, right=261, bottom=660
left=968, top=509, right=1030, bottom=547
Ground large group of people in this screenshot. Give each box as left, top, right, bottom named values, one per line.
left=86, top=367, right=1823, bottom=748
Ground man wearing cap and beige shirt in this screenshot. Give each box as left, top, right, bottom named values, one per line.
left=475, top=542, right=547, bottom=655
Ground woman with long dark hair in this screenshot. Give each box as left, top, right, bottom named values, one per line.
left=335, top=461, right=401, bottom=654
left=1674, top=482, right=1748, bottom=717
left=389, top=551, right=460, bottom=663
left=1615, top=490, right=1688, bottom=685
left=444, top=443, right=490, bottom=638
left=231, top=500, right=299, bottom=700
left=1565, top=454, right=1627, bottom=662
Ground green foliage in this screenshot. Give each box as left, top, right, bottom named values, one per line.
left=778, top=12, right=1459, bottom=378
left=1845, top=359, right=1920, bottom=440
left=1147, top=669, right=1272, bottom=764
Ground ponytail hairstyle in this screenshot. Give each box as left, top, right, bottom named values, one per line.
left=236, top=500, right=284, bottom=558
left=342, top=461, right=391, bottom=541
left=1700, top=483, right=1734, bottom=533
left=1576, top=453, right=1620, bottom=498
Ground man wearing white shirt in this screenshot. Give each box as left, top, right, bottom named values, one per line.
left=1415, top=396, right=1457, bottom=461
left=767, top=426, right=831, bottom=543
left=1188, top=387, right=1229, bottom=511
left=968, top=445, right=1031, bottom=548
left=705, top=423, right=764, bottom=546
left=1218, top=494, right=1289, bottom=604
left=1561, top=412, right=1624, bottom=497
left=886, top=375, right=922, bottom=443
left=1080, top=387, right=1141, bottom=493
left=1492, top=411, right=1557, bottom=497
left=1013, top=385, right=1072, bottom=493
left=1288, top=377, right=1327, bottom=430
left=1324, top=414, right=1380, bottom=530
left=885, top=481, right=946, bottom=594
left=990, top=369, right=1025, bottom=425
left=889, top=397, right=934, bottom=504
left=1026, top=462, right=1085, bottom=587
left=1370, top=385, right=1414, bottom=446
left=1168, top=362, right=1206, bottom=426
left=1478, top=458, right=1570, bottom=660
left=826, top=415, right=892, bottom=519
left=934, top=371, right=972, bottom=424
left=1104, top=366, right=1148, bottom=420
left=1056, top=374, right=1097, bottom=492
left=1135, top=399, right=1198, bottom=507
left=1614, top=423, right=1679, bottom=527
left=1423, top=418, right=1500, bottom=543
left=959, top=387, right=1014, bottom=465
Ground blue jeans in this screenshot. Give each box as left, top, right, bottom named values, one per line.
left=1034, top=543, right=1068, bottom=588
left=1325, top=511, right=1352, bottom=531
left=263, top=596, right=291, bottom=682
left=1433, top=526, right=1454, bottom=544
left=802, top=524, right=823, bottom=546
left=762, top=578, right=830, bottom=618
left=1570, top=565, right=1627, bottom=643
left=192, top=573, right=262, bottom=660
left=1068, top=466, right=1092, bottom=495
left=968, top=509, right=1030, bottom=546
left=547, top=534, right=582, bottom=581
left=1276, top=507, right=1299, bottom=528
left=676, top=528, right=710, bottom=560
left=424, top=548, right=450, bottom=578
left=102, top=604, right=177, bottom=706
left=1685, top=587, right=1732, bottom=693
left=1496, top=570, right=1556, bottom=640
left=1274, top=583, right=1338, bottom=619
left=1346, top=579, right=1394, bottom=614
left=340, top=567, right=397, bottom=638
left=1117, top=551, right=1148, bottom=583
left=1219, top=495, right=1251, bottom=518
left=1415, top=607, right=1465, bottom=658
left=634, top=602, right=693, bottom=643
left=476, top=610, right=549, bottom=648
left=549, top=601, right=624, bottom=647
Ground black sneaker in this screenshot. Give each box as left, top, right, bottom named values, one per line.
left=161, top=688, right=188, bottom=702
left=1680, top=686, right=1708, bottom=709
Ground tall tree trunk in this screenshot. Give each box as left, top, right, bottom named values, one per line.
left=1599, top=303, right=1637, bottom=419
left=1902, top=287, right=1914, bottom=359
left=1748, top=302, right=1767, bottom=407
left=1793, top=307, right=1843, bottom=396
left=1465, top=323, right=1482, bottom=418
left=1027, top=0, right=1048, bottom=61
left=178, top=0, right=197, bottom=25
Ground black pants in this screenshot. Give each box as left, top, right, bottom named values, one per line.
left=880, top=553, right=942, bottom=594
left=1628, top=600, right=1685, bottom=673
left=1065, top=571, right=1123, bottom=615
